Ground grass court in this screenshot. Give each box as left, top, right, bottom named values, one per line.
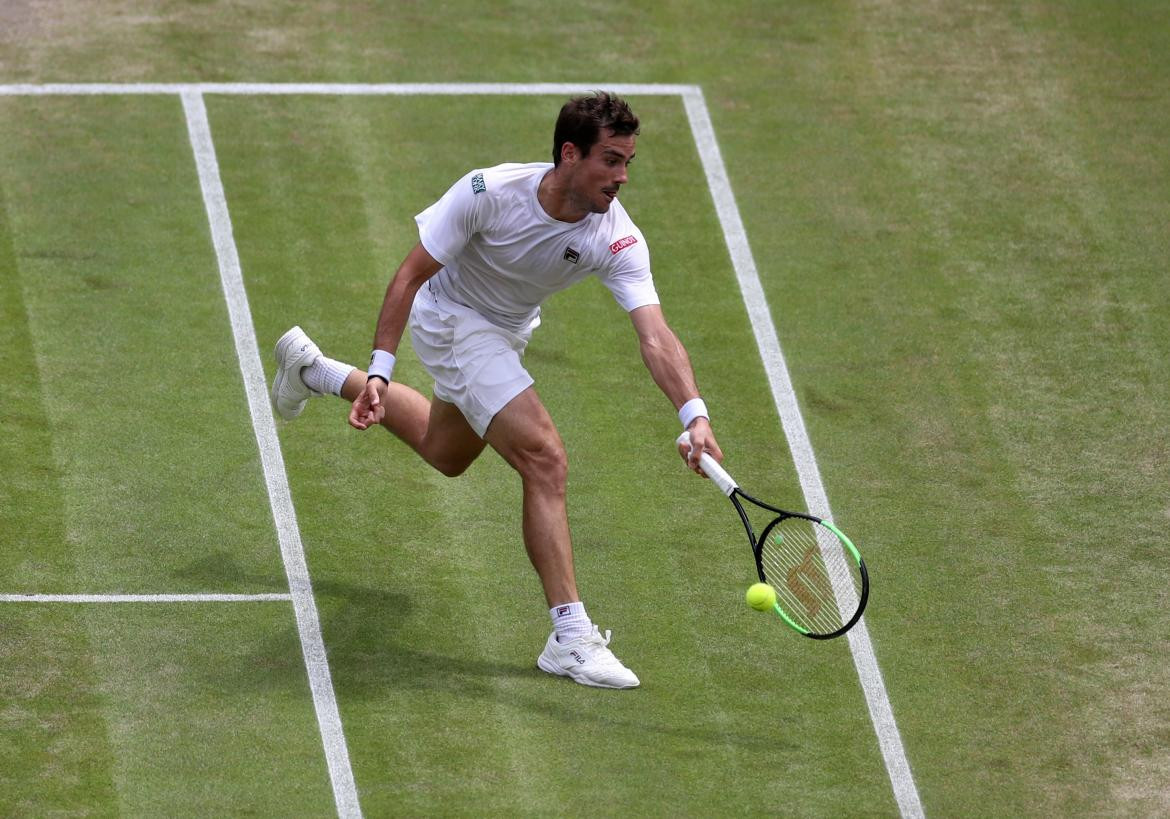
left=2, top=2, right=1168, bottom=816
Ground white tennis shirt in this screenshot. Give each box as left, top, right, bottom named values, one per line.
left=415, top=162, right=660, bottom=334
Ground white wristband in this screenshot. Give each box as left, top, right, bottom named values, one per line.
left=678, top=397, right=709, bottom=430
left=368, top=349, right=396, bottom=383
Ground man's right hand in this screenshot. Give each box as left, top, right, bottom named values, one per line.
left=348, top=379, right=386, bottom=430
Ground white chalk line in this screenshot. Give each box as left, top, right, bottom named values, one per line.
left=0, top=82, right=693, bottom=96
left=682, top=87, right=924, bottom=819
left=0, top=593, right=291, bottom=603
left=0, top=81, right=921, bottom=818
left=181, top=91, right=361, bottom=819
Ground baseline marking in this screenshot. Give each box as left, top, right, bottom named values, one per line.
left=681, top=87, right=924, bottom=819
left=0, top=82, right=692, bottom=96
left=181, top=90, right=361, bottom=819
left=0, top=593, right=291, bottom=603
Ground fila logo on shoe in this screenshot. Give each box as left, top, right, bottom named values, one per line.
left=569, top=650, right=585, bottom=665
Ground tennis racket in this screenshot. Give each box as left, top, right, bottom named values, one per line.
left=678, top=431, right=869, bottom=639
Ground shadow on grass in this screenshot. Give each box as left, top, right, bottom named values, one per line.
left=182, top=551, right=797, bottom=755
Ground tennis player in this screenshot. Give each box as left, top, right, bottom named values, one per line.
left=272, top=92, right=721, bottom=689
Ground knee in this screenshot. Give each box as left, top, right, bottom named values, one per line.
left=514, top=439, right=568, bottom=494
left=433, top=454, right=475, bottom=479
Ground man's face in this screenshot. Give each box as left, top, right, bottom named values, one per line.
left=566, top=130, right=636, bottom=215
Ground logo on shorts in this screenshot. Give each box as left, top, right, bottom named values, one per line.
left=609, top=235, right=638, bottom=254
left=471, top=173, right=486, bottom=195
left=563, top=246, right=580, bottom=264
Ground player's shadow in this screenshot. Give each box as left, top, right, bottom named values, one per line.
left=320, top=586, right=792, bottom=755
left=184, top=552, right=794, bottom=754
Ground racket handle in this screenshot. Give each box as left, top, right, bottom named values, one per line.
left=676, top=431, right=738, bottom=497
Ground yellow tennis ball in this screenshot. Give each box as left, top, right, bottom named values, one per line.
left=745, top=583, right=776, bottom=612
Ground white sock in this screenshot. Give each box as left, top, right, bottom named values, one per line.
left=303, top=355, right=355, bottom=396
left=550, top=601, right=593, bottom=643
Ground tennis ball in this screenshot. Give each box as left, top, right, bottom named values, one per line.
left=745, top=583, right=776, bottom=612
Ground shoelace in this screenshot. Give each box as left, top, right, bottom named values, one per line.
left=579, top=628, right=628, bottom=668
left=581, top=627, right=612, bottom=648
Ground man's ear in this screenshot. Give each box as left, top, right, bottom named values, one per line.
left=560, top=141, right=581, bottom=166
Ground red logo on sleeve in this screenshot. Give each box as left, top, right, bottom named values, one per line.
left=609, top=235, right=638, bottom=254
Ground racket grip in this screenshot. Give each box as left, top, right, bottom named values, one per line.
left=676, top=431, right=738, bottom=497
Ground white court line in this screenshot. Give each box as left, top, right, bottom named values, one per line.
left=0, top=593, right=291, bottom=603
left=181, top=91, right=361, bottom=819
left=0, top=82, right=921, bottom=818
left=0, top=82, right=692, bottom=96
left=682, top=88, right=924, bottom=818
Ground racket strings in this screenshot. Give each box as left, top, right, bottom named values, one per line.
left=761, top=530, right=840, bottom=632
left=760, top=518, right=862, bottom=634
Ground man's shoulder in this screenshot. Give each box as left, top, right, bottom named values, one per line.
left=474, top=162, right=551, bottom=195
left=603, top=197, right=640, bottom=232
left=595, top=200, right=646, bottom=253
left=580, top=211, right=647, bottom=278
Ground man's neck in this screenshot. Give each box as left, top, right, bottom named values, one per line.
left=537, top=167, right=587, bottom=223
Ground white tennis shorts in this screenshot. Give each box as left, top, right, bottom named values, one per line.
left=408, top=282, right=534, bottom=437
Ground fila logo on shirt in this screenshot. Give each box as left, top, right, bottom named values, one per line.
left=609, top=235, right=638, bottom=255
left=563, top=246, right=580, bottom=264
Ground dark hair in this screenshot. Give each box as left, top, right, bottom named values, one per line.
left=552, top=92, right=640, bottom=166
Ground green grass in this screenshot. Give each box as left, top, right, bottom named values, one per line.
left=3, top=1, right=1170, bottom=816
left=0, top=96, right=284, bottom=595
left=2, top=604, right=332, bottom=814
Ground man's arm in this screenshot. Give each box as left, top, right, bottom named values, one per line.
left=349, top=242, right=443, bottom=430
left=629, top=304, right=722, bottom=472
left=371, top=242, right=444, bottom=353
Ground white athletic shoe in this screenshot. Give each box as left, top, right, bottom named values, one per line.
left=271, top=326, right=324, bottom=420
left=537, top=626, right=640, bottom=689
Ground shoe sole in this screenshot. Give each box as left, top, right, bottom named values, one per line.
left=274, top=326, right=308, bottom=370
left=270, top=370, right=305, bottom=420
left=271, top=327, right=314, bottom=420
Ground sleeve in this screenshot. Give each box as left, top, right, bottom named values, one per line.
left=414, top=170, right=490, bottom=267
left=599, top=225, right=660, bottom=312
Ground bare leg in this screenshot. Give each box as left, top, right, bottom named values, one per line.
left=483, top=387, right=578, bottom=607
left=341, top=369, right=486, bottom=477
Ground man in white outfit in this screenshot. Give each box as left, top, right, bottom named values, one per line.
left=272, top=92, right=722, bottom=689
